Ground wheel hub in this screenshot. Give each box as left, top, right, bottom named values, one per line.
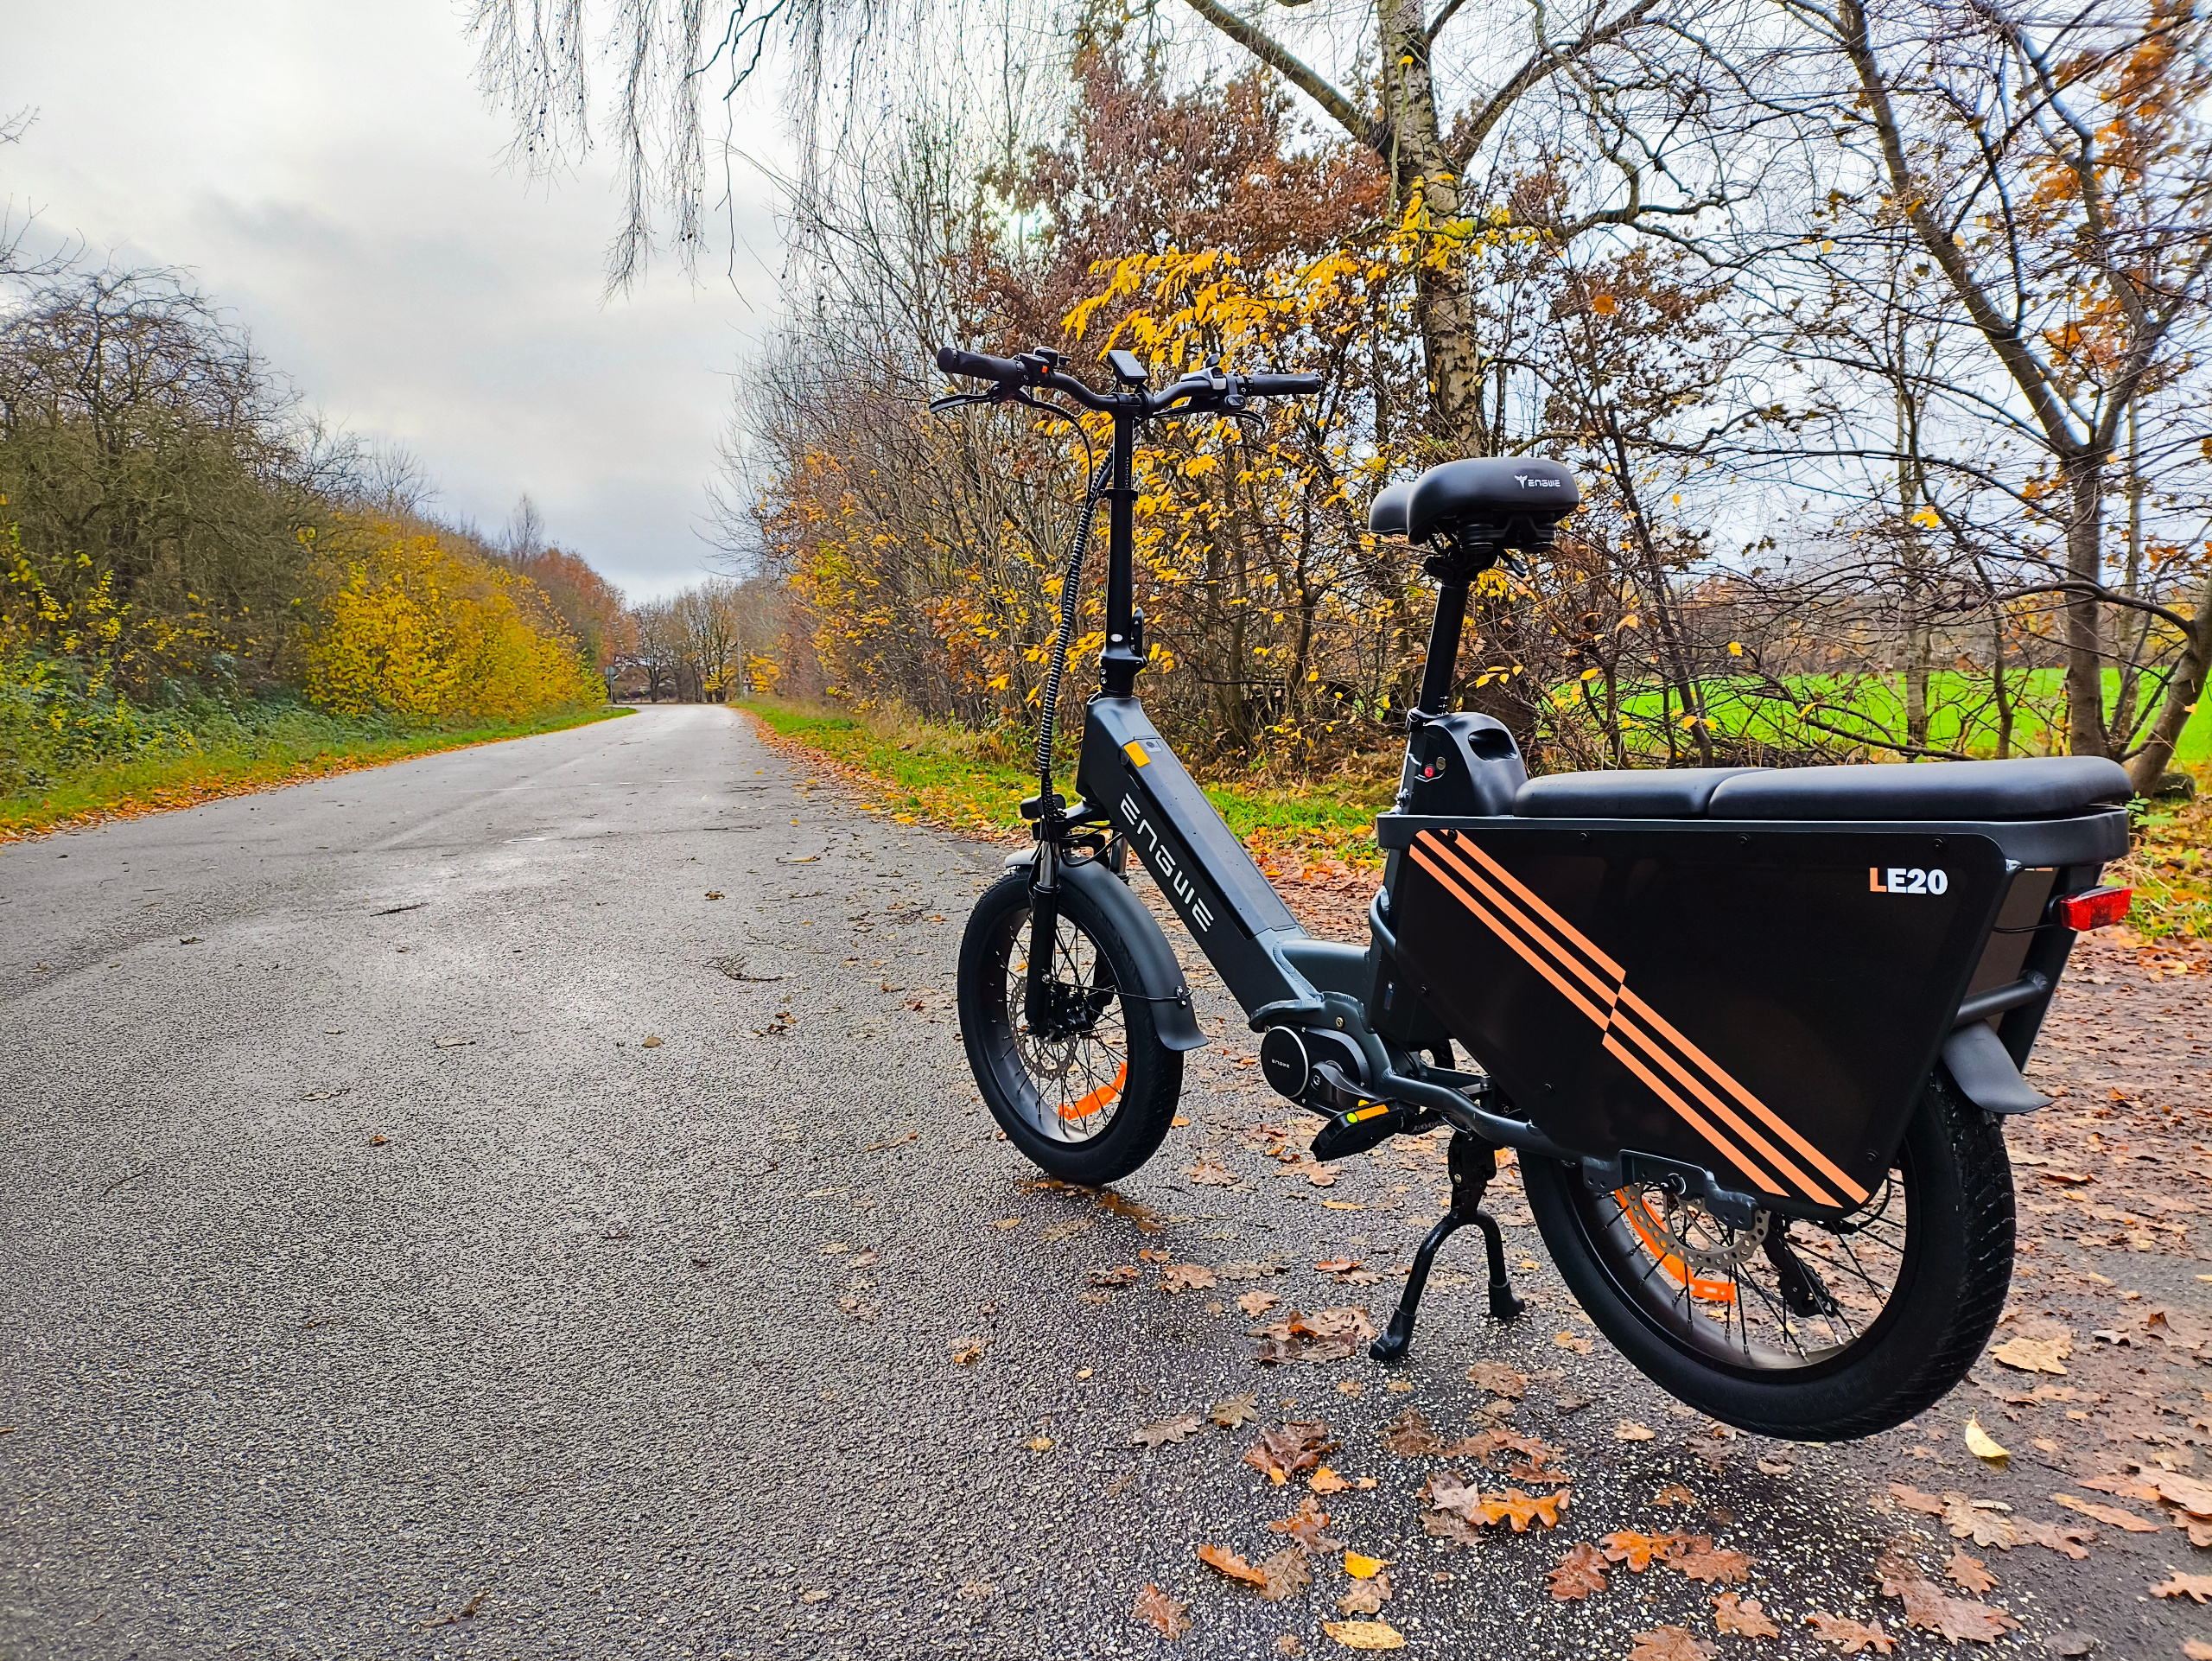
left=1639, top=1191, right=1770, bottom=1277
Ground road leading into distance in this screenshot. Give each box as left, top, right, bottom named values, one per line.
left=3, top=704, right=2202, bottom=1660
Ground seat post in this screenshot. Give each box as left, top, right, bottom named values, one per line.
left=1414, top=579, right=1468, bottom=719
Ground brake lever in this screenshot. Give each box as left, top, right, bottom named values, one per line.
left=927, top=391, right=997, bottom=414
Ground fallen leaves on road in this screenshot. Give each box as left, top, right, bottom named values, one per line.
left=1616, top=1420, right=1657, bottom=1442
left=1554, top=1331, right=1593, bottom=1354
left=1319, top=1620, right=1404, bottom=1651
left=1426, top=1471, right=1568, bottom=1533
left=950, top=1336, right=988, bottom=1365
left=1961, top=1416, right=2008, bottom=1467
left=1337, top=1574, right=1390, bottom=1616
left=1945, top=1550, right=1997, bottom=1594
left=1253, top=1307, right=1375, bottom=1365
left=1188, top=1161, right=1238, bottom=1187
left=1098, top=1190, right=1166, bottom=1232
left=1196, top=1543, right=1268, bottom=1587
left=1713, top=1593, right=1780, bottom=1638
left=1465, top=1360, right=1527, bottom=1398
left=1132, top=1583, right=1189, bottom=1638
left=2153, top=1571, right=2212, bottom=1603
left=1344, top=1550, right=1389, bottom=1579
left=1890, top=1486, right=2094, bottom=1558
left=1308, top=1467, right=1351, bottom=1494
left=2052, top=1492, right=2164, bottom=1532
left=1236, top=1290, right=1281, bottom=1317
left=1267, top=1497, right=1344, bottom=1555
left=1243, top=1422, right=1338, bottom=1485
left=1257, top=1548, right=1313, bottom=1601
left=1988, top=1333, right=2071, bottom=1375
left=1653, top=1484, right=1698, bottom=1509
left=1133, top=1414, right=1204, bottom=1449
left=1602, top=1531, right=1689, bottom=1572
left=1628, top=1626, right=1714, bottom=1661
left=1548, top=1542, right=1610, bottom=1601
left=1090, top=1265, right=1141, bottom=1289
left=1160, top=1263, right=1217, bottom=1294
left=1210, top=1392, right=1261, bottom=1429
left=1673, top=1537, right=1753, bottom=1585
left=1873, top=1549, right=2018, bottom=1643
left=1802, top=1611, right=1897, bottom=1653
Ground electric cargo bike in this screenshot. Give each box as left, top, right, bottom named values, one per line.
left=934, top=343, right=2134, bottom=1441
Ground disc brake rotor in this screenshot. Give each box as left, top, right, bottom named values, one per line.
left=1626, top=1190, right=1770, bottom=1277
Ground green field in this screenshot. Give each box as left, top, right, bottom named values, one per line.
left=1599, top=667, right=2210, bottom=764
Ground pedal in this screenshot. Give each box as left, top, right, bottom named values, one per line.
left=1311, top=1101, right=1402, bottom=1161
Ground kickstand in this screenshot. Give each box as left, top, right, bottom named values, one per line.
left=1370, top=1130, right=1525, bottom=1362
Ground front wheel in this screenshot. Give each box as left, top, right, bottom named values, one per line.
left=957, top=869, right=1183, bottom=1186
left=1522, top=1078, right=2013, bottom=1441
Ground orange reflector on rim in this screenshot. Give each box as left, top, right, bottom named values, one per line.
left=1058, top=1061, right=1128, bottom=1121
left=1616, top=1189, right=1738, bottom=1305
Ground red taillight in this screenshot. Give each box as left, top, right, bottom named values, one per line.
left=2056, top=886, right=2133, bottom=931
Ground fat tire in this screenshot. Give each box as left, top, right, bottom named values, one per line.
left=957, top=869, right=1183, bottom=1186
left=1522, top=1078, right=2014, bottom=1441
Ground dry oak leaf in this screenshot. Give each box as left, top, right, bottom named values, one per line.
left=1195, top=1543, right=1268, bottom=1588
left=1133, top=1414, right=1205, bottom=1450
left=1629, top=1626, right=1716, bottom=1661
left=2152, top=1571, right=2212, bottom=1603
left=1654, top=1483, right=1700, bottom=1510
left=1319, top=1621, right=1405, bottom=1651
left=1337, top=1575, right=1390, bottom=1617
left=1132, top=1583, right=1190, bottom=1639
left=1211, top=1391, right=1262, bottom=1429
left=1257, top=1547, right=1313, bottom=1601
left=1160, top=1263, right=1217, bottom=1294
left=2185, top=1644, right=2212, bottom=1661
left=1988, top=1334, right=2072, bottom=1375
left=1090, top=1264, right=1141, bottom=1289
left=1314, top=1257, right=1359, bottom=1274
left=1466, top=1360, right=1528, bottom=1398
left=1268, top=1497, right=1345, bottom=1556
left=1944, top=1550, right=1997, bottom=1595
left=2157, top=1473, right=2212, bottom=1518
left=1308, top=1467, right=1351, bottom=1494
left=1602, top=1531, right=1690, bottom=1572
left=1236, top=1290, right=1281, bottom=1317
left=1475, top=1487, right=1569, bottom=1532
left=1888, top=1484, right=1948, bottom=1518
left=1554, top=1330, right=1595, bottom=1354
left=1253, top=1307, right=1376, bottom=1365
left=1804, top=1612, right=1897, bottom=1654
left=1243, top=1422, right=1337, bottom=1486
left=1672, top=1537, right=1753, bottom=1585
left=1187, top=1161, right=1239, bottom=1187
left=1617, top=1420, right=1658, bottom=1442
left=2052, top=1492, right=2164, bottom=1532
left=1874, top=1550, right=2020, bottom=1644
left=1713, top=1592, right=1780, bottom=1639
left=1381, top=1410, right=1447, bottom=1457
left=1548, top=1542, right=1610, bottom=1601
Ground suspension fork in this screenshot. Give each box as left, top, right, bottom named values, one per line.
left=1024, top=837, right=1063, bottom=1028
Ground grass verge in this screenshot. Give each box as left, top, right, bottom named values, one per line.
left=0, top=703, right=628, bottom=842
left=740, top=699, right=1392, bottom=868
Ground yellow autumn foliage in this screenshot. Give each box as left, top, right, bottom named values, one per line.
left=302, top=531, right=599, bottom=721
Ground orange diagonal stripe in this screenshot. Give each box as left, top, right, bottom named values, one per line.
left=1607, top=1008, right=1837, bottom=1206
left=1599, top=1032, right=1771, bottom=1193
left=1424, top=836, right=1620, bottom=1010
left=1408, top=843, right=1605, bottom=1024
left=1451, top=836, right=1625, bottom=979
left=1617, top=990, right=1867, bottom=1202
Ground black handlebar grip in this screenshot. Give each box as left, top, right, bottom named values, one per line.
left=1242, top=372, right=1324, bottom=395
left=937, top=344, right=1030, bottom=384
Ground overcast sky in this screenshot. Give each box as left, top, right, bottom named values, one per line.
left=5, top=0, right=784, bottom=601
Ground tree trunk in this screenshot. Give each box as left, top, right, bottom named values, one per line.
left=1377, top=0, right=1485, bottom=455
left=2125, top=565, right=2212, bottom=793
left=2060, top=458, right=2110, bottom=758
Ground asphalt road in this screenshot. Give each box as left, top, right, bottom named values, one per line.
left=3, top=704, right=2204, bottom=1660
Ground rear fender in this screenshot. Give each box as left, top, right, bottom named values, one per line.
left=1006, top=850, right=1208, bottom=1052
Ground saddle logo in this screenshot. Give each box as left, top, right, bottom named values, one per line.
left=1118, top=792, right=1217, bottom=932
left=1515, top=473, right=1563, bottom=489
left=1870, top=867, right=1948, bottom=894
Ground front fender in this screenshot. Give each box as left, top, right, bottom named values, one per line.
left=1007, top=851, right=1209, bottom=1052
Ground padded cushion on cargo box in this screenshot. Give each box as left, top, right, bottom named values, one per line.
left=1707, top=755, right=2131, bottom=821
left=1514, top=767, right=1764, bottom=818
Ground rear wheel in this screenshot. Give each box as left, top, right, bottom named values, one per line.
left=957, top=869, right=1182, bottom=1185
left=1522, top=1078, right=2013, bottom=1440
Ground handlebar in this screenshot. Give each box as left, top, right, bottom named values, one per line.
left=935, top=342, right=1319, bottom=417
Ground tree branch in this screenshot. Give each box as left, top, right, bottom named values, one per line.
left=1174, top=0, right=1376, bottom=150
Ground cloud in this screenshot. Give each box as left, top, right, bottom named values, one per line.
left=3, top=0, right=783, bottom=601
